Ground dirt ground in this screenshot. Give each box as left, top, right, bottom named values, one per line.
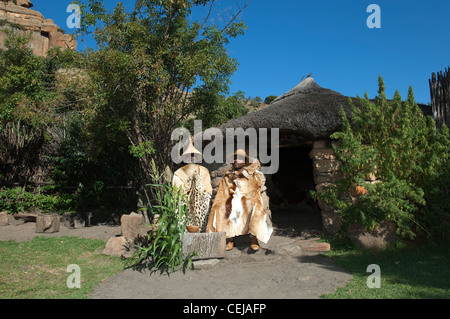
left=0, top=209, right=353, bottom=299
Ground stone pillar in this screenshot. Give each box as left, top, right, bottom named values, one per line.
left=309, top=139, right=343, bottom=236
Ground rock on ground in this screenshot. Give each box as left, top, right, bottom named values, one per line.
left=0, top=212, right=9, bottom=227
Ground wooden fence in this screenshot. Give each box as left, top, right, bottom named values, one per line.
left=429, top=67, right=450, bottom=129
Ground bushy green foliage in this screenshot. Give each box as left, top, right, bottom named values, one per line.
left=0, top=31, right=136, bottom=214
left=0, top=30, right=49, bottom=125
left=0, top=32, right=85, bottom=126
left=191, top=90, right=249, bottom=128
left=314, top=76, right=450, bottom=240
left=264, top=95, right=277, bottom=104
left=50, top=114, right=138, bottom=212
left=0, top=186, right=76, bottom=214
left=1, top=1, right=249, bottom=223
left=74, top=0, right=247, bottom=192
left=129, top=141, right=155, bottom=159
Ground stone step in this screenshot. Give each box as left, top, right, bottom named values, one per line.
left=191, top=258, right=221, bottom=270
left=299, top=241, right=331, bottom=252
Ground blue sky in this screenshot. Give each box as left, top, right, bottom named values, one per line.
left=33, top=0, right=450, bottom=104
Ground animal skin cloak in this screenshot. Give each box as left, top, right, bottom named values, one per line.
left=172, top=164, right=212, bottom=232
left=206, top=161, right=273, bottom=244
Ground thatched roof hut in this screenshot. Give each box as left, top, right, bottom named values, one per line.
left=219, top=77, right=353, bottom=141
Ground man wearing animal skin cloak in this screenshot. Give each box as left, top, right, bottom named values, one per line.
left=206, top=149, right=273, bottom=251
left=172, top=139, right=212, bottom=233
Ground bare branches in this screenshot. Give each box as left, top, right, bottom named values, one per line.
left=220, top=0, right=252, bottom=32
left=199, top=0, right=217, bottom=29
left=197, top=0, right=252, bottom=33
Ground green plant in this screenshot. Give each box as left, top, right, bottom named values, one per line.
left=264, top=95, right=278, bottom=104
left=129, top=141, right=155, bottom=159
left=191, top=90, right=249, bottom=129
left=0, top=26, right=136, bottom=218
left=0, top=19, right=26, bottom=31
left=0, top=186, right=76, bottom=214
left=313, top=76, right=450, bottom=240
left=126, top=182, right=196, bottom=273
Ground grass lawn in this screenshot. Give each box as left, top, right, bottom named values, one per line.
left=0, top=236, right=124, bottom=299
left=322, top=239, right=450, bottom=299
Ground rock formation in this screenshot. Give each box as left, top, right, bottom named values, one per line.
left=0, top=0, right=77, bottom=56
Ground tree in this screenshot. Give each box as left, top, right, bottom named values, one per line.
left=75, top=0, right=249, bottom=202
left=193, top=90, right=248, bottom=128
left=0, top=29, right=118, bottom=214
left=264, top=95, right=277, bottom=104
left=314, top=76, right=450, bottom=240
left=0, top=30, right=75, bottom=185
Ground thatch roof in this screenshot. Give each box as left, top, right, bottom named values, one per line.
left=219, top=77, right=353, bottom=141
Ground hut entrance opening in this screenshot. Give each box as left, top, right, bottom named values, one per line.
left=264, top=143, right=322, bottom=237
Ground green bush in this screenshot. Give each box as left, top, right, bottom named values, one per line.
left=264, top=95, right=278, bottom=104
left=313, top=76, right=450, bottom=240
left=0, top=186, right=76, bottom=214
left=191, top=91, right=249, bottom=129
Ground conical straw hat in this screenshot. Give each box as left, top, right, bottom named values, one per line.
left=182, top=139, right=202, bottom=157
left=181, top=137, right=202, bottom=163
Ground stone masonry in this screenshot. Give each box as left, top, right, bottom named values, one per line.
left=309, top=139, right=343, bottom=236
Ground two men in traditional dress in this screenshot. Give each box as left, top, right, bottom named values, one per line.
left=172, top=140, right=273, bottom=251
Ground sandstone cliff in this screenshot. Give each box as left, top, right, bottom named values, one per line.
left=0, top=0, right=77, bottom=56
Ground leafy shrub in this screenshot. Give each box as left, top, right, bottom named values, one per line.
left=264, top=95, right=278, bottom=104
left=192, top=91, right=249, bottom=128
left=313, top=76, right=450, bottom=240
left=50, top=114, right=138, bottom=213
left=126, top=182, right=196, bottom=273
left=0, top=186, right=76, bottom=214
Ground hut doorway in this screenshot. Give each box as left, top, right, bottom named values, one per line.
left=264, top=144, right=322, bottom=237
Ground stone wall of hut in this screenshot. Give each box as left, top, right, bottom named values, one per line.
left=309, top=139, right=343, bottom=236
